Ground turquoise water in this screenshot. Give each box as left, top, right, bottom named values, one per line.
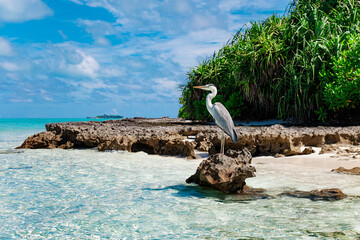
left=1, top=119, right=360, bottom=239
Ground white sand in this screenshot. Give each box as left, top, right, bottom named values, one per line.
left=252, top=152, right=360, bottom=171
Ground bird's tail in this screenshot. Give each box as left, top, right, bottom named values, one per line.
left=232, top=129, right=238, bottom=143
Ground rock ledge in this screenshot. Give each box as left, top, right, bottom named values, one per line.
left=16, top=117, right=360, bottom=158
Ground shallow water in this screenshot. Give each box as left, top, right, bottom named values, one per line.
left=1, top=119, right=360, bottom=239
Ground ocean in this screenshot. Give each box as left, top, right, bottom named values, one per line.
left=1, top=118, right=360, bottom=239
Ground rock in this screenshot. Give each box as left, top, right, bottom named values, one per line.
left=186, top=152, right=256, bottom=194
left=208, top=145, right=218, bottom=156
left=160, top=139, right=197, bottom=159
left=319, top=145, right=338, bottom=154
left=197, top=140, right=210, bottom=152
left=283, top=148, right=302, bottom=156
left=16, top=131, right=63, bottom=149
left=280, top=188, right=347, bottom=201
left=17, top=117, right=360, bottom=158
left=274, top=153, right=285, bottom=158
left=332, top=167, right=360, bottom=175
left=301, top=147, right=315, bottom=155
left=97, top=137, right=134, bottom=152
left=225, top=148, right=252, bottom=164
left=238, top=185, right=271, bottom=200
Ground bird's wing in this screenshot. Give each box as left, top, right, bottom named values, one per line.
left=212, top=102, right=238, bottom=143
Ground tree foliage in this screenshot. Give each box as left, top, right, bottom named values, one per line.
left=179, top=0, right=360, bottom=123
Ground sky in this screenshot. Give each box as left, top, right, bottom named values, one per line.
left=0, top=0, right=291, bottom=118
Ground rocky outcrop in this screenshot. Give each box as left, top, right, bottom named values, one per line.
left=16, top=117, right=360, bottom=158
left=332, top=167, right=360, bottom=175
left=18, top=131, right=73, bottom=149
left=280, top=188, right=347, bottom=201
left=301, top=147, right=315, bottom=155
left=186, top=149, right=256, bottom=194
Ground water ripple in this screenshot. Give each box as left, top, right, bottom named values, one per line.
left=0, top=148, right=359, bottom=239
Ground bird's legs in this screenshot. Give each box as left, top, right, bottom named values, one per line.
left=220, top=130, right=225, bottom=154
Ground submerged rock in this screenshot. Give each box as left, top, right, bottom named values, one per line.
left=238, top=185, right=271, bottom=200
left=186, top=149, right=256, bottom=194
left=280, top=188, right=347, bottom=201
left=332, top=167, right=360, bottom=175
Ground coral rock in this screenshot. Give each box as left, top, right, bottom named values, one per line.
left=186, top=150, right=256, bottom=194
left=17, top=117, right=360, bottom=158
left=301, top=147, right=315, bottom=155
left=281, top=188, right=347, bottom=201
left=160, top=139, right=197, bottom=159
left=332, top=167, right=360, bottom=175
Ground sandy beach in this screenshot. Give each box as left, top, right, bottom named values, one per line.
left=248, top=149, right=360, bottom=195
left=253, top=150, right=359, bottom=170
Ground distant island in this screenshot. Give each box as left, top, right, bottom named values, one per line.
left=87, top=114, right=123, bottom=119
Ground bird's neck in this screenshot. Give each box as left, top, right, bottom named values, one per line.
left=206, top=88, right=217, bottom=112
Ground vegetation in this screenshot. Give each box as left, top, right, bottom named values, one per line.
left=179, top=0, right=360, bottom=123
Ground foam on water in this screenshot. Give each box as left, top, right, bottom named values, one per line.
left=1, top=119, right=360, bottom=239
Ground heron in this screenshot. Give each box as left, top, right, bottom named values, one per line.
left=194, top=84, right=238, bottom=154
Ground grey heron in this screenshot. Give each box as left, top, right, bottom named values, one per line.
left=194, top=84, right=238, bottom=154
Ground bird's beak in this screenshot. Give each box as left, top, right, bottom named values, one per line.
left=194, top=85, right=206, bottom=89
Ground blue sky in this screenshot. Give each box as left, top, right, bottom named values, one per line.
left=0, top=0, right=291, bottom=118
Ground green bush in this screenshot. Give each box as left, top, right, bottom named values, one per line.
left=179, top=0, right=360, bottom=123
left=321, top=34, right=360, bottom=114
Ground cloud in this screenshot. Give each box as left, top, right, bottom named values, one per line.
left=0, top=61, right=20, bottom=71
left=0, top=0, right=292, bottom=117
left=76, top=19, right=120, bottom=45
left=58, top=30, right=68, bottom=40
left=0, top=37, right=13, bottom=56
left=219, top=0, right=289, bottom=12
left=153, top=78, right=180, bottom=98
left=69, top=53, right=100, bottom=78
left=40, top=89, right=54, bottom=102
left=152, top=28, right=234, bottom=70
left=69, top=0, right=228, bottom=34
left=40, top=45, right=100, bottom=78
left=0, top=0, right=53, bottom=23
left=10, top=98, right=33, bottom=103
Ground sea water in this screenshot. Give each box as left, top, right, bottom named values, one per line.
left=1, top=119, right=360, bottom=239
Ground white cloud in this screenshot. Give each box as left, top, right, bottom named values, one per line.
left=6, top=73, right=19, bottom=80
left=10, top=98, right=33, bottom=103
left=69, top=0, right=83, bottom=4
left=94, top=37, right=111, bottom=46
left=70, top=0, right=228, bottom=35
left=79, top=79, right=115, bottom=90
left=111, top=108, right=118, bottom=114
left=219, top=0, right=287, bottom=12
left=58, top=30, right=68, bottom=40
left=0, top=0, right=292, bottom=117
left=0, top=37, right=13, bottom=56
left=76, top=19, right=123, bottom=45
left=75, top=54, right=100, bottom=78
left=0, top=0, right=53, bottom=23
left=0, top=61, right=20, bottom=71
left=40, top=89, right=54, bottom=102
left=153, top=78, right=180, bottom=98
left=151, top=28, right=233, bottom=70
left=50, top=47, right=100, bottom=78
